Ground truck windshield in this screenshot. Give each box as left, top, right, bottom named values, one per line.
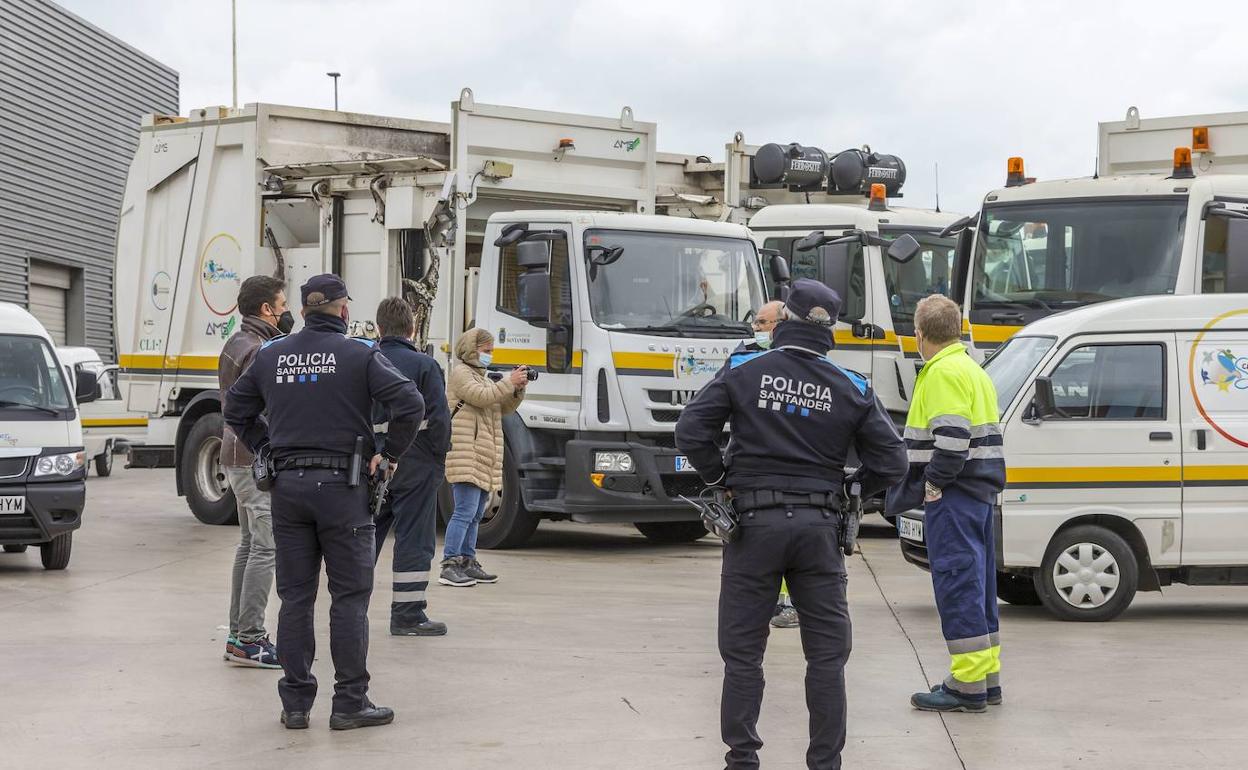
left=983, top=335, right=1056, bottom=415
left=881, top=229, right=958, bottom=336
left=0, top=335, right=73, bottom=415
left=973, top=198, right=1187, bottom=316
left=585, top=229, right=764, bottom=337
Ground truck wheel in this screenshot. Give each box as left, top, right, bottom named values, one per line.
left=40, top=533, right=72, bottom=570
left=94, top=441, right=114, bottom=477
left=1034, top=525, right=1138, bottom=622
left=996, top=571, right=1041, bottom=606
left=635, top=521, right=708, bottom=543
left=3, top=544, right=27, bottom=553
left=182, top=413, right=238, bottom=526
left=475, top=449, right=538, bottom=550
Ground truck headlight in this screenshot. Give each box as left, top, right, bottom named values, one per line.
left=593, top=450, right=634, bottom=473
left=34, top=452, right=85, bottom=477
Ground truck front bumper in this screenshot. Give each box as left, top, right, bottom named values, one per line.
left=0, top=479, right=85, bottom=545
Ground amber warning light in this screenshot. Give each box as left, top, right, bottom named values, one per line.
left=1193, top=126, right=1210, bottom=152
left=1005, top=157, right=1026, bottom=187
left=868, top=183, right=888, bottom=211
left=1172, top=147, right=1195, bottom=179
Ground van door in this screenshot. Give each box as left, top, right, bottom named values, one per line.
left=1176, top=319, right=1248, bottom=564
left=1004, top=335, right=1182, bottom=564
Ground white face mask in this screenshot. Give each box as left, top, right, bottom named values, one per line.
left=754, top=331, right=772, bottom=349
left=477, top=352, right=493, bottom=367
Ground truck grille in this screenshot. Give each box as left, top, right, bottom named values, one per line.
left=650, top=409, right=681, bottom=423
left=0, top=457, right=27, bottom=479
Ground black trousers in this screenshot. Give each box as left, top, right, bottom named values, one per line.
left=374, top=458, right=444, bottom=624
left=270, top=467, right=375, bottom=714
left=719, top=505, right=851, bottom=770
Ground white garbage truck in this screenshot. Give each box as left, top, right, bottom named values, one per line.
left=113, top=91, right=770, bottom=546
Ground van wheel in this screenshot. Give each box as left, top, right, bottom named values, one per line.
left=1034, top=525, right=1137, bottom=621
left=996, top=571, right=1041, bottom=605
left=4, top=544, right=27, bottom=553
left=635, top=521, right=708, bottom=543
left=182, top=413, right=237, bottom=526
left=41, top=533, right=72, bottom=570
left=94, top=441, right=114, bottom=477
left=475, top=449, right=538, bottom=550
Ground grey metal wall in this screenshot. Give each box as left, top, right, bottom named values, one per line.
left=0, top=0, right=178, bottom=361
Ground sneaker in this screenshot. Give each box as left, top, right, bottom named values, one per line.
left=225, top=636, right=281, bottom=669
left=438, top=557, right=477, bottom=587
left=770, top=606, right=799, bottom=628
left=223, top=635, right=240, bottom=662
left=911, top=686, right=987, bottom=713
left=930, top=683, right=1002, bottom=705
left=462, top=557, right=498, bottom=584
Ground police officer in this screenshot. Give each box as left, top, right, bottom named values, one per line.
left=371, top=297, right=451, bottom=636
left=225, top=274, right=425, bottom=731
left=676, top=279, right=908, bottom=770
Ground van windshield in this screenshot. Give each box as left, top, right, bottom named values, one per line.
left=0, top=335, right=73, bottom=415
left=983, top=335, right=1056, bottom=415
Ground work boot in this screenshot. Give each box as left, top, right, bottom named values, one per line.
left=770, top=605, right=799, bottom=628
left=931, top=683, right=1002, bottom=705
left=438, top=557, right=477, bottom=587
left=462, top=557, right=498, bottom=584
left=391, top=613, right=448, bottom=637
left=911, top=686, right=987, bottom=713
left=280, top=710, right=310, bottom=729
left=330, top=703, right=395, bottom=730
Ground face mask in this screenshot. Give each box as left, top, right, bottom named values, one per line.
left=276, top=310, right=295, bottom=334
left=754, top=331, right=772, bottom=349
left=477, top=352, right=493, bottom=368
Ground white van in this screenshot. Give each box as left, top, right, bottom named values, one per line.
left=0, top=304, right=98, bottom=569
left=897, top=294, right=1248, bottom=621
left=56, top=346, right=140, bottom=477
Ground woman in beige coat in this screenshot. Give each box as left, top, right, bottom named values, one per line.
left=439, top=328, right=528, bottom=587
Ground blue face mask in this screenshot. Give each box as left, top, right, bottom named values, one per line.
left=754, top=331, right=772, bottom=349
left=477, top=352, right=493, bottom=368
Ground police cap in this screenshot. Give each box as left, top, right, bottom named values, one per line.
left=784, top=278, right=841, bottom=327
left=301, top=273, right=351, bottom=307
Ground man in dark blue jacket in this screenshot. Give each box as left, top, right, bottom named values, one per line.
left=372, top=297, right=452, bottom=637
left=676, top=279, right=908, bottom=770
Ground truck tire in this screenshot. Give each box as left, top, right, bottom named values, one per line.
left=635, top=521, right=708, bottom=543
left=996, top=571, right=1041, bottom=606
left=182, top=413, right=238, bottom=526
left=1034, top=525, right=1138, bottom=622
left=94, top=441, right=114, bottom=477
left=475, top=449, right=538, bottom=550
left=40, top=533, right=71, bottom=570
left=4, top=544, right=27, bottom=553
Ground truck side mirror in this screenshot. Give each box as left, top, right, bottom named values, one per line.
left=74, top=369, right=100, bottom=404
left=886, top=233, right=921, bottom=264
left=819, top=244, right=864, bottom=324
left=768, top=254, right=791, bottom=284
left=1029, top=376, right=1057, bottom=420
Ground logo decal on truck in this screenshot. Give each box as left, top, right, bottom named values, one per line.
left=198, top=233, right=243, bottom=316
left=150, top=271, right=172, bottom=311
left=614, top=137, right=642, bottom=152
left=205, top=316, right=238, bottom=340
left=1189, top=308, right=1248, bottom=447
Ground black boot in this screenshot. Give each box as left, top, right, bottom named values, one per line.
left=329, top=703, right=395, bottom=730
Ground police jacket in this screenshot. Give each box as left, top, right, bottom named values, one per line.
left=375, top=335, right=450, bottom=462
left=886, top=342, right=1005, bottom=513
left=675, top=321, right=908, bottom=497
left=224, top=312, right=425, bottom=462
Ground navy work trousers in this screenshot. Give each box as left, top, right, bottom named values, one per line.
left=374, top=458, right=444, bottom=624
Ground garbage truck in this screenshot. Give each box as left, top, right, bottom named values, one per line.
left=113, top=90, right=771, bottom=547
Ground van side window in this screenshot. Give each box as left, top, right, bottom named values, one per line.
left=1048, top=344, right=1165, bottom=419
left=761, top=236, right=865, bottom=320
left=1202, top=216, right=1248, bottom=293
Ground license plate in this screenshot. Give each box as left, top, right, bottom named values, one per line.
left=0, top=496, right=25, bottom=514
left=673, top=455, right=695, bottom=472
left=898, top=516, right=923, bottom=542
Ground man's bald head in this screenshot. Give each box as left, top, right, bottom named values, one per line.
left=756, top=300, right=785, bottom=326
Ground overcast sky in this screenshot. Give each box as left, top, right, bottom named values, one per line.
left=62, top=0, right=1248, bottom=214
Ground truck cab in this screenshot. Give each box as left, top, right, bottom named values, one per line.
left=0, top=303, right=98, bottom=569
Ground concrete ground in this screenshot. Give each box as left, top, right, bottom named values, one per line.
left=3, top=468, right=1247, bottom=769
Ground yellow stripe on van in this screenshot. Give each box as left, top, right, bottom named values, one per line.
left=899, top=335, right=919, bottom=354
left=81, top=418, right=149, bottom=428
left=1007, top=466, right=1183, bottom=484
left=612, top=351, right=675, bottom=371
left=119, top=354, right=219, bottom=373
left=969, top=323, right=1023, bottom=344
left=491, top=348, right=584, bottom=369
left=1182, top=465, right=1248, bottom=482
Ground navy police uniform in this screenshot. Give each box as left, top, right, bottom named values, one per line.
left=676, top=280, right=907, bottom=770
left=372, top=335, right=451, bottom=633
left=225, top=274, right=424, bottom=721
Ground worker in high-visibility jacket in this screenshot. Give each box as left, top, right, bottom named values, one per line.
left=886, top=294, right=1006, bottom=713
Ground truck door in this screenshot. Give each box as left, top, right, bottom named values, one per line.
left=1177, top=320, right=1248, bottom=564
left=1004, top=335, right=1182, bottom=566
left=476, top=222, right=580, bottom=430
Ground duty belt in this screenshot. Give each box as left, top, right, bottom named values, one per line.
left=732, top=489, right=839, bottom=514
left=276, top=456, right=350, bottom=471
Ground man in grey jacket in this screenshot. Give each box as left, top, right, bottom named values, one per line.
left=218, top=275, right=292, bottom=668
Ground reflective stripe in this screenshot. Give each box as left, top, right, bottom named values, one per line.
left=946, top=635, right=992, bottom=655
left=929, top=414, right=971, bottom=431
left=392, top=591, right=426, bottom=603
left=393, top=570, right=430, bottom=582
left=986, top=671, right=1001, bottom=689
left=905, top=423, right=1002, bottom=441
left=908, top=449, right=933, bottom=463
left=948, top=648, right=996, bottom=685
left=988, top=632, right=1000, bottom=646
left=969, top=445, right=1004, bottom=460
left=943, top=674, right=988, bottom=695
left=988, top=644, right=1002, bottom=676
left=934, top=435, right=970, bottom=452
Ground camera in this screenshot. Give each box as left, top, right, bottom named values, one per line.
left=487, top=367, right=540, bottom=382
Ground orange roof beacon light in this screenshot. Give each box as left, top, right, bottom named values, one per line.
left=867, top=183, right=888, bottom=211
left=1172, top=147, right=1195, bottom=179
left=1192, top=126, right=1211, bottom=152
left=1005, top=156, right=1026, bottom=187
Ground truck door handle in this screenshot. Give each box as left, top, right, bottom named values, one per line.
left=991, top=312, right=1025, bottom=324
left=1195, top=429, right=1207, bottom=450
left=1149, top=431, right=1173, bottom=441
